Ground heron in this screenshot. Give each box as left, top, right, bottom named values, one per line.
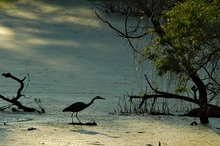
left=62, top=96, right=105, bottom=123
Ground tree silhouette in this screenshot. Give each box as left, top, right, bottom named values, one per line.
left=96, top=0, right=220, bottom=123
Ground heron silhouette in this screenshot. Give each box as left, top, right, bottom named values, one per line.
left=62, top=96, right=105, bottom=123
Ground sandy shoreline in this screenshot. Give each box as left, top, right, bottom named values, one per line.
left=1, top=113, right=220, bottom=146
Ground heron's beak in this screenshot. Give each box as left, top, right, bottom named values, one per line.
left=98, top=96, right=105, bottom=100
left=96, top=96, right=106, bottom=100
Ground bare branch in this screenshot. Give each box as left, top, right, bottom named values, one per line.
left=0, top=72, right=45, bottom=113
left=2, top=73, right=25, bottom=100
left=95, top=11, right=148, bottom=39
left=131, top=93, right=199, bottom=108
left=130, top=74, right=200, bottom=108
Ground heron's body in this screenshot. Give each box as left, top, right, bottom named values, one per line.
left=62, top=96, right=105, bottom=123
left=63, top=102, right=88, bottom=113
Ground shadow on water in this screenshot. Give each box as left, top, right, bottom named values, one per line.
left=71, top=129, right=119, bottom=138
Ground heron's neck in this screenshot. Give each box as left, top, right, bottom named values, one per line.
left=86, top=97, right=97, bottom=107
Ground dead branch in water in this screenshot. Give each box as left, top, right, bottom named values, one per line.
left=0, top=73, right=45, bottom=113
left=130, top=75, right=220, bottom=117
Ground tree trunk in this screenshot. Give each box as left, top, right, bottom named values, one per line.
left=190, top=73, right=209, bottom=124
left=199, top=107, right=209, bottom=123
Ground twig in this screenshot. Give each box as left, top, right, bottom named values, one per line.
left=22, top=63, right=31, bottom=97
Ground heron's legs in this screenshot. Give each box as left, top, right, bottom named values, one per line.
left=75, top=112, right=82, bottom=123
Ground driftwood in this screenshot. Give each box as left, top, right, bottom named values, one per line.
left=0, top=73, right=44, bottom=113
